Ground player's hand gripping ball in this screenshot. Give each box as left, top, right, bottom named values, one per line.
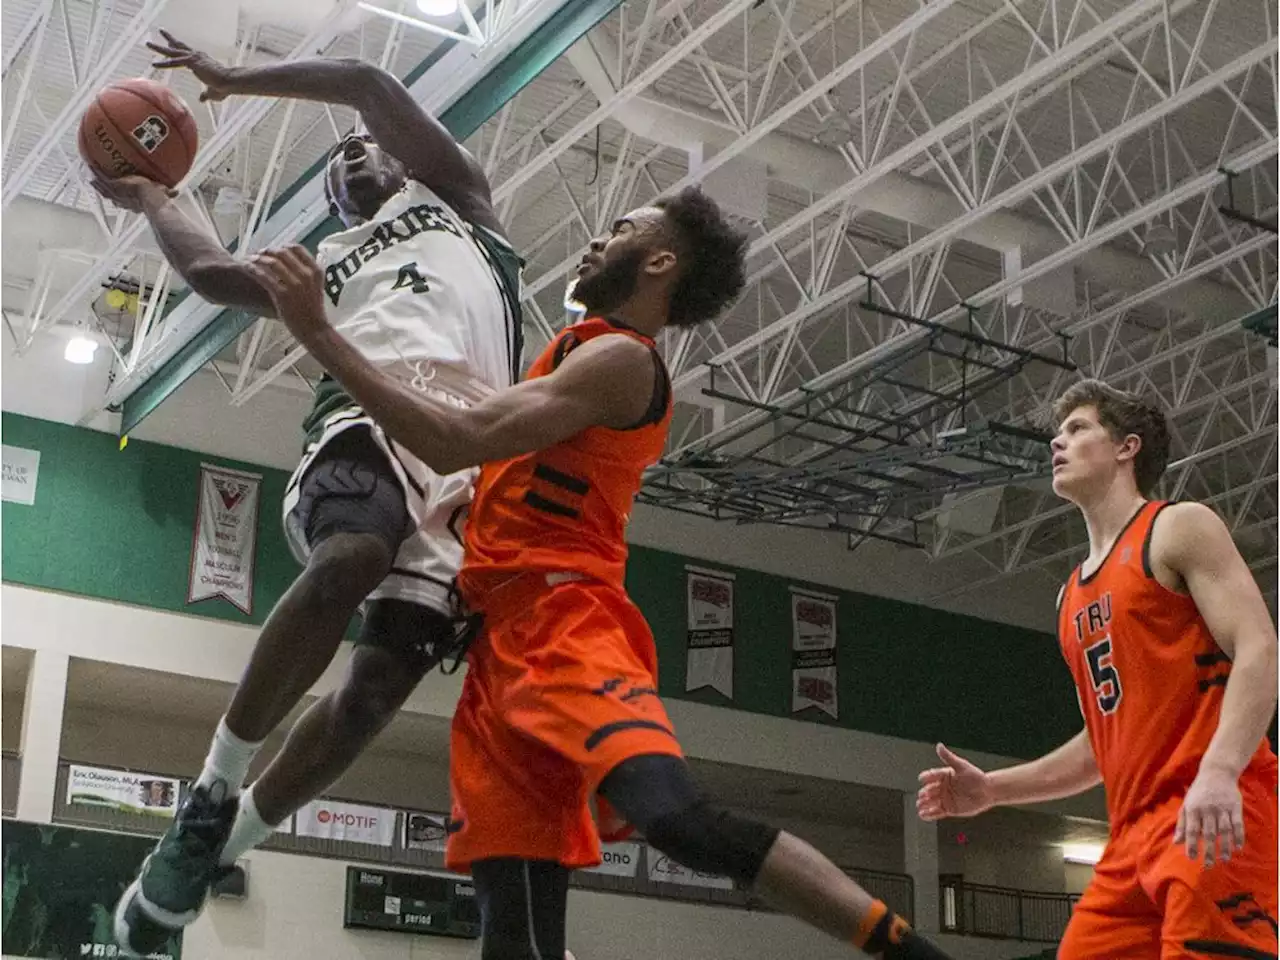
left=89, top=174, right=174, bottom=214
left=78, top=76, right=197, bottom=187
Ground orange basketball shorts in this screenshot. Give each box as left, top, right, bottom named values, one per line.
left=1060, top=775, right=1278, bottom=959
left=445, top=575, right=684, bottom=873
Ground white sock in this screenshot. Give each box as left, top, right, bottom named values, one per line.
left=218, top=784, right=281, bottom=866
left=195, top=718, right=263, bottom=795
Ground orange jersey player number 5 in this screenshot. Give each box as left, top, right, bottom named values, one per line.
left=1058, top=501, right=1277, bottom=830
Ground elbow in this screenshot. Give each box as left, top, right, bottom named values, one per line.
left=185, top=259, right=224, bottom=301
left=340, top=59, right=398, bottom=106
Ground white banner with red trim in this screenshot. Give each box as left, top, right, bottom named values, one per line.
left=790, top=588, right=839, bottom=719
left=685, top=566, right=735, bottom=699
left=187, top=463, right=261, bottom=615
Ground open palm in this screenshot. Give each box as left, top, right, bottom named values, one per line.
left=916, top=743, right=995, bottom=820
left=146, top=30, right=234, bottom=102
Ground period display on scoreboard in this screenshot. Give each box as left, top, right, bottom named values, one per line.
left=343, top=866, right=480, bottom=939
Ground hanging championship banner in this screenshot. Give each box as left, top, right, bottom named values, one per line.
left=647, top=848, right=735, bottom=890
left=790, top=588, right=839, bottom=719
left=296, top=800, right=396, bottom=847
left=403, top=811, right=450, bottom=853
left=685, top=566, right=735, bottom=699
left=66, top=764, right=180, bottom=818
left=584, top=842, right=641, bottom=879
left=187, top=463, right=262, bottom=615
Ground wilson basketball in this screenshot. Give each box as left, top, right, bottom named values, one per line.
left=78, top=78, right=198, bottom=188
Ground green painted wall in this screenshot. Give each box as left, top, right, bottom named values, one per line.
left=1, top=414, right=297, bottom=625
left=627, top=546, right=1079, bottom=759
left=2, top=414, right=1078, bottom=757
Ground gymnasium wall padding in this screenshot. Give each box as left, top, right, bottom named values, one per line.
left=2, top=413, right=1078, bottom=759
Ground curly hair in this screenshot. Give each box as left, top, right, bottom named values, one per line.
left=1052, top=379, right=1171, bottom=496
left=653, top=186, right=749, bottom=327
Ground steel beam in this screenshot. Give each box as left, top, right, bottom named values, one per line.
left=666, top=44, right=1271, bottom=400
left=3, top=0, right=170, bottom=210
left=492, top=0, right=760, bottom=202
left=667, top=138, right=1276, bottom=462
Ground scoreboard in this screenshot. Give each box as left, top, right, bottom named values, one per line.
left=343, top=866, right=480, bottom=939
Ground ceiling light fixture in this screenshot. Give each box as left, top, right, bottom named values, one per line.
left=65, top=336, right=99, bottom=365
left=416, top=0, right=460, bottom=15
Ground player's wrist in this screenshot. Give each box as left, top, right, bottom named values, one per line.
left=216, top=64, right=257, bottom=95
left=293, top=320, right=341, bottom=358
left=978, top=770, right=1007, bottom=809
left=138, top=181, right=175, bottom=213
left=1197, top=752, right=1245, bottom=781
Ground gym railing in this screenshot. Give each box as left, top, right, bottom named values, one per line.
left=45, top=759, right=914, bottom=921
left=940, top=875, right=1079, bottom=943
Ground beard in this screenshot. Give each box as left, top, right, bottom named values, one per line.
left=571, top=247, right=645, bottom=316
left=333, top=167, right=402, bottom=225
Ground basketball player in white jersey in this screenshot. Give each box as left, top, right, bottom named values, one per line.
left=91, top=32, right=523, bottom=955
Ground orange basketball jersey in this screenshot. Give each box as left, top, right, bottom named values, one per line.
left=460, top=316, right=672, bottom=597
left=1057, top=500, right=1278, bottom=831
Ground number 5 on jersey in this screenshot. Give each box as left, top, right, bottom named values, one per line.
left=1085, top=636, right=1122, bottom=714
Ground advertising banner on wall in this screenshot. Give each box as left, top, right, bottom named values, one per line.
left=403, top=811, right=450, bottom=853
left=187, top=463, right=262, bottom=615
left=66, top=764, right=180, bottom=818
left=1, top=444, right=40, bottom=505
left=790, top=588, right=839, bottom=719
left=296, top=800, right=396, bottom=847
left=685, top=566, right=735, bottom=699
left=2, top=821, right=183, bottom=959
left=646, top=847, right=735, bottom=890
left=583, top=842, right=641, bottom=879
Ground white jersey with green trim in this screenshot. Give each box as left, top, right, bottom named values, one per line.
left=314, top=179, right=521, bottom=396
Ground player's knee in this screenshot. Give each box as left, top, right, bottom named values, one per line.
left=299, top=533, right=393, bottom=612
left=642, top=799, right=780, bottom=888
left=600, top=754, right=777, bottom=886
left=332, top=650, right=416, bottom=741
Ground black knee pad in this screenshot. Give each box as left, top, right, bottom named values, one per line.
left=643, top=798, right=780, bottom=887
left=598, top=754, right=779, bottom=886
left=293, top=428, right=412, bottom=554
left=357, top=600, right=456, bottom=683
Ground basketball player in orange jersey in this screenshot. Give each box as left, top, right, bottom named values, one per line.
left=246, top=187, right=955, bottom=959
left=918, top=380, right=1278, bottom=958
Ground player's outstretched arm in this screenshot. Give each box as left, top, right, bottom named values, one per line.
left=251, top=244, right=655, bottom=474
left=916, top=732, right=1100, bottom=820
left=90, top=174, right=276, bottom=317
left=1153, top=502, right=1278, bottom=863
left=146, top=31, right=499, bottom=234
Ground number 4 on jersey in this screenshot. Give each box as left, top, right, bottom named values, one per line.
left=1085, top=636, right=1122, bottom=715
left=393, top=262, right=430, bottom=294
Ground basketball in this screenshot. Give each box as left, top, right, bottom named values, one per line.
left=78, top=78, right=198, bottom=188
